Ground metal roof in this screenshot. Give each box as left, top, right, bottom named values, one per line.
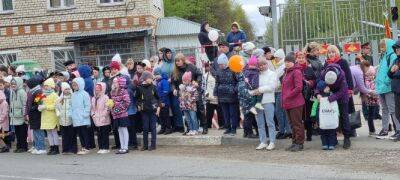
left=156, top=17, right=219, bottom=36
left=65, top=28, right=152, bottom=42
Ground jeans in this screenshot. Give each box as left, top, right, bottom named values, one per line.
left=32, top=129, right=45, bottom=151
left=379, top=93, right=400, bottom=131
left=61, top=125, right=77, bottom=153
left=184, top=110, right=199, bottom=131
left=220, top=102, right=239, bottom=132
left=98, top=125, right=110, bottom=150
left=170, top=93, right=183, bottom=128
left=255, top=103, right=276, bottom=144
left=275, top=92, right=291, bottom=134
left=206, top=103, right=224, bottom=128
left=320, top=129, right=337, bottom=146
left=142, top=111, right=157, bottom=148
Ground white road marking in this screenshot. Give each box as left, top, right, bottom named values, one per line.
left=0, top=175, right=57, bottom=180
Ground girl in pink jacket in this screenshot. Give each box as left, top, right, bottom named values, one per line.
left=0, top=90, right=9, bottom=153
left=91, top=82, right=112, bottom=154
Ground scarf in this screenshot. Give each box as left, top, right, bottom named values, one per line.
left=298, top=62, right=308, bottom=71
left=326, top=56, right=341, bottom=64
left=44, top=89, right=54, bottom=96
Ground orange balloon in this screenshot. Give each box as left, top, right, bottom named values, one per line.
left=228, top=55, right=245, bottom=73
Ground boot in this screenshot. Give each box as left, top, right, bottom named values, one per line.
left=290, top=144, right=304, bottom=152
left=202, top=128, right=208, bottom=135
left=53, top=146, right=60, bottom=155
left=164, top=128, right=173, bottom=135
left=343, top=137, right=351, bottom=149
left=157, top=129, right=166, bottom=135
left=47, top=146, right=54, bottom=155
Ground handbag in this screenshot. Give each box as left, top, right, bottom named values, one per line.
left=349, top=110, right=362, bottom=129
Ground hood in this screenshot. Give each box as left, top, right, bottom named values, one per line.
left=232, top=22, right=241, bottom=30
left=43, top=78, right=56, bottom=89
left=162, top=48, right=175, bottom=63
left=200, top=22, right=208, bottom=33
left=61, top=82, right=71, bottom=92
left=161, top=72, right=169, bottom=80
left=11, top=77, right=24, bottom=90
left=95, top=82, right=107, bottom=96
left=0, top=90, right=6, bottom=101
left=73, top=77, right=85, bottom=92
left=26, top=77, right=41, bottom=89
left=384, top=38, right=396, bottom=55
left=78, top=64, right=92, bottom=78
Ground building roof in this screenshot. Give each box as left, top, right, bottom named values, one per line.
left=156, top=17, right=218, bottom=36
left=65, top=28, right=152, bottom=42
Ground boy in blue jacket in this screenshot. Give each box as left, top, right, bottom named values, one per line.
left=154, top=68, right=172, bottom=135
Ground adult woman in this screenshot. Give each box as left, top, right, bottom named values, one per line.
left=198, top=21, right=218, bottom=62
left=126, top=58, right=135, bottom=78
left=172, top=53, right=204, bottom=134
left=252, top=59, right=277, bottom=150
left=304, top=42, right=323, bottom=78
left=295, top=51, right=316, bottom=141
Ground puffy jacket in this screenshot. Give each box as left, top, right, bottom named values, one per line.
left=0, top=91, right=9, bottom=131
left=78, top=65, right=94, bottom=97
left=71, top=77, right=91, bottom=127
left=40, top=92, right=59, bottom=130
left=316, top=64, right=349, bottom=104
left=136, top=83, right=159, bottom=113
left=226, top=30, right=247, bottom=51
left=325, top=58, right=353, bottom=91
left=172, top=63, right=202, bottom=91
left=267, top=59, right=285, bottom=92
left=160, top=49, right=175, bottom=78
left=91, top=82, right=111, bottom=127
left=111, top=78, right=131, bottom=119
left=203, top=72, right=218, bottom=104
left=281, top=65, right=304, bottom=110
left=56, top=93, right=72, bottom=127
left=25, top=77, right=42, bottom=130
left=214, top=67, right=238, bottom=103
left=179, top=84, right=198, bottom=111
left=376, top=39, right=397, bottom=94
left=156, top=72, right=171, bottom=106
left=258, top=69, right=277, bottom=104
left=9, top=77, right=27, bottom=126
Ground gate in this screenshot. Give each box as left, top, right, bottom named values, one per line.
left=278, top=0, right=388, bottom=64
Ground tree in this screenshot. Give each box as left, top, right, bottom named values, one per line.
left=164, top=0, right=255, bottom=41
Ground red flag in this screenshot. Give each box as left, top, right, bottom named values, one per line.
left=385, top=18, right=392, bottom=39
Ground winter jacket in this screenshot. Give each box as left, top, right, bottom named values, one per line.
left=316, top=64, right=349, bottom=104
left=325, top=58, right=353, bottom=91
left=0, top=91, right=9, bottom=131
left=267, top=59, right=285, bottom=92
left=179, top=84, right=198, bottom=111
left=132, top=72, right=142, bottom=87
left=388, top=60, right=400, bottom=95
left=136, top=83, right=159, bottom=113
left=71, top=77, right=91, bottom=127
left=78, top=65, right=94, bottom=97
left=350, top=65, right=371, bottom=94
left=156, top=73, right=171, bottom=106
left=40, top=92, right=59, bottom=130
left=281, top=65, right=304, bottom=110
left=111, top=79, right=131, bottom=119
left=9, top=77, right=27, bottom=126
left=172, top=63, right=202, bottom=91
left=364, top=67, right=379, bottom=105
left=258, top=69, right=277, bottom=104
left=91, top=82, right=111, bottom=127
left=226, top=30, right=247, bottom=51
left=160, top=49, right=175, bottom=78
left=198, top=22, right=212, bottom=46
left=25, top=77, right=42, bottom=130
left=56, top=93, right=72, bottom=127
left=237, top=73, right=253, bottom=112
left=376, top=39, right=397, bottom=94
left=203, top=72, right=218, bottom=104
left=214, top=67, right=238, bottom=103
left=306, top=54, right=323, bottom=79
left=244, top=67, right=259, bottom=90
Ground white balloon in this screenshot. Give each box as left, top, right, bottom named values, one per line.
left=208, top=30, right=219, bottom=42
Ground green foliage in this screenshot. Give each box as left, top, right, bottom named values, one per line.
left=164, top=0, right=255, bottom=40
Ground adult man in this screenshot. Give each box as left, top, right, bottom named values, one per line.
left=226, top=22, right=247, bottom=52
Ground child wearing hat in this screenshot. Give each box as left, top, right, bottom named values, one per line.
left=136, top=71, right=159, bottom=151
left=154, top=68, right=172, bottom=135
left=39, top=78, right=60, bottom=155
left=179, top=72, right=199, bottom=135
left=244, top=55, right=263, bottom=115
left=9, top=77, right=28, bottom=153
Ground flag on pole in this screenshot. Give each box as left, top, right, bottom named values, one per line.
left=384, top=13, right=392, bottom=39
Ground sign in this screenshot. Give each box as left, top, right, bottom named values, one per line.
left=343, top=42, right=361, bottom=54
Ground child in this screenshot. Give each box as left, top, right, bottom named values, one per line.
left=111, top=77, right=131, bottom=154
left=361, top=61, right=379, bottom=136
left=244, top=55, right=263, bottom=114
left=26, top=77, right=47, bottom=155
left=316, top=80, right=336, bottom=150
left=154, top=68, right=172, bottom=135
left=9, top=77, right=28, bottom=153
left=91, top=82, right=112, bottom=154
left=39, top=78, right=60, bottom=155
left=57, top=82, right=77, bottom=154
left=136, top=71, right=159, bottom=151
left=71, top=77, right=92, bottom=155
left=179, top=72, right=199, bottom=135
left=0, top=90, right=9, bottom=153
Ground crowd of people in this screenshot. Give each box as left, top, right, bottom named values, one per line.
left=0, top=22, right=400, bottom=155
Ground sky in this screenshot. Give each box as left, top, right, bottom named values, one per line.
left=237, top=0, right=286, bottom=36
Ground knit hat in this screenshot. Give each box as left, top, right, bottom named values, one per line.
left=140, top=71, right=153, bottom=82
left=4, top=75, right=12, bottom=83
left=61, top=71, right=70, bottom=80
left=248, top=55, right=258, bottom=66
left=182, top=71, right=192, bottom=82
left=110, top=61, right=120, bottom=71
left=274, top=49, right=285, bottom=59
left=16, top=65, right=25, bottom=73
left=252, top=49, right=265, bottom=58
left=242, top=42, right=256, bottom=53
left=142, top=59, right=151, bottom=68
left=325, top=71, right=338, bottom=85
left=112, top=53, right=122, bottom=63
left=44, top=78, right=56, bottom=89
left=217, top=54, right=229, bottom=65
left=61, top=82, right=71, bottom=92
left=284, top=52, right=296, bottom=63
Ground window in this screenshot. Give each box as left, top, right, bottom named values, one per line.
left=0, top=0, right=13, bottom=13
left=48, top=0, right=74, bottom=10
left=50, top=47, right=74, bottom=71
left=98, top=0, right=124, bottom=6
left=0, top=50, right=19, bottom=66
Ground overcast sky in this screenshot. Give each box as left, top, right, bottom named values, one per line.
left=237, top=0, right=286, bottom=36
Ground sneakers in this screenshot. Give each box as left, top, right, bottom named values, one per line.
left=32, top=149, right=47, bottom=155
left=223, top=129, right=231, bottom=135
left=13, top=148, right=27, bottom=153
left=97, top=149, right=110, bottom=154
left=0, top=147, right=10, bottom=153
left=389, top=131, right=400, bottom=140
left=256, top=143, right=267, bottom=150
left=376, top=130, right=389, bottom=140
left=368, top=132, right=377, bottom=137
left=328, top=146, right=336, bottom=150
left=77, top=148, right=90, bottom=155
left=28, top=147, right=36, bottom=153
left=322, top=145, right=328, bottom=150
left=157, top=129, right=166, bottom=135
left=343, top=137, right=351, bottom=149
left=290, top=144, right=304, bottom=152
left=116, top=149, right=128, bottom=154
left=276, top=133, right=285, bottom=139
left=255, top=103, right=264, bottom=110
left=249, top=107, right=258, bottom=115
left=266, top=143, right=275, bottom=150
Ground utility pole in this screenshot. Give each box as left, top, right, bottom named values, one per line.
left=271, top=0, right=279, bottom=48
left=390, top=0, right=398, bottom=40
